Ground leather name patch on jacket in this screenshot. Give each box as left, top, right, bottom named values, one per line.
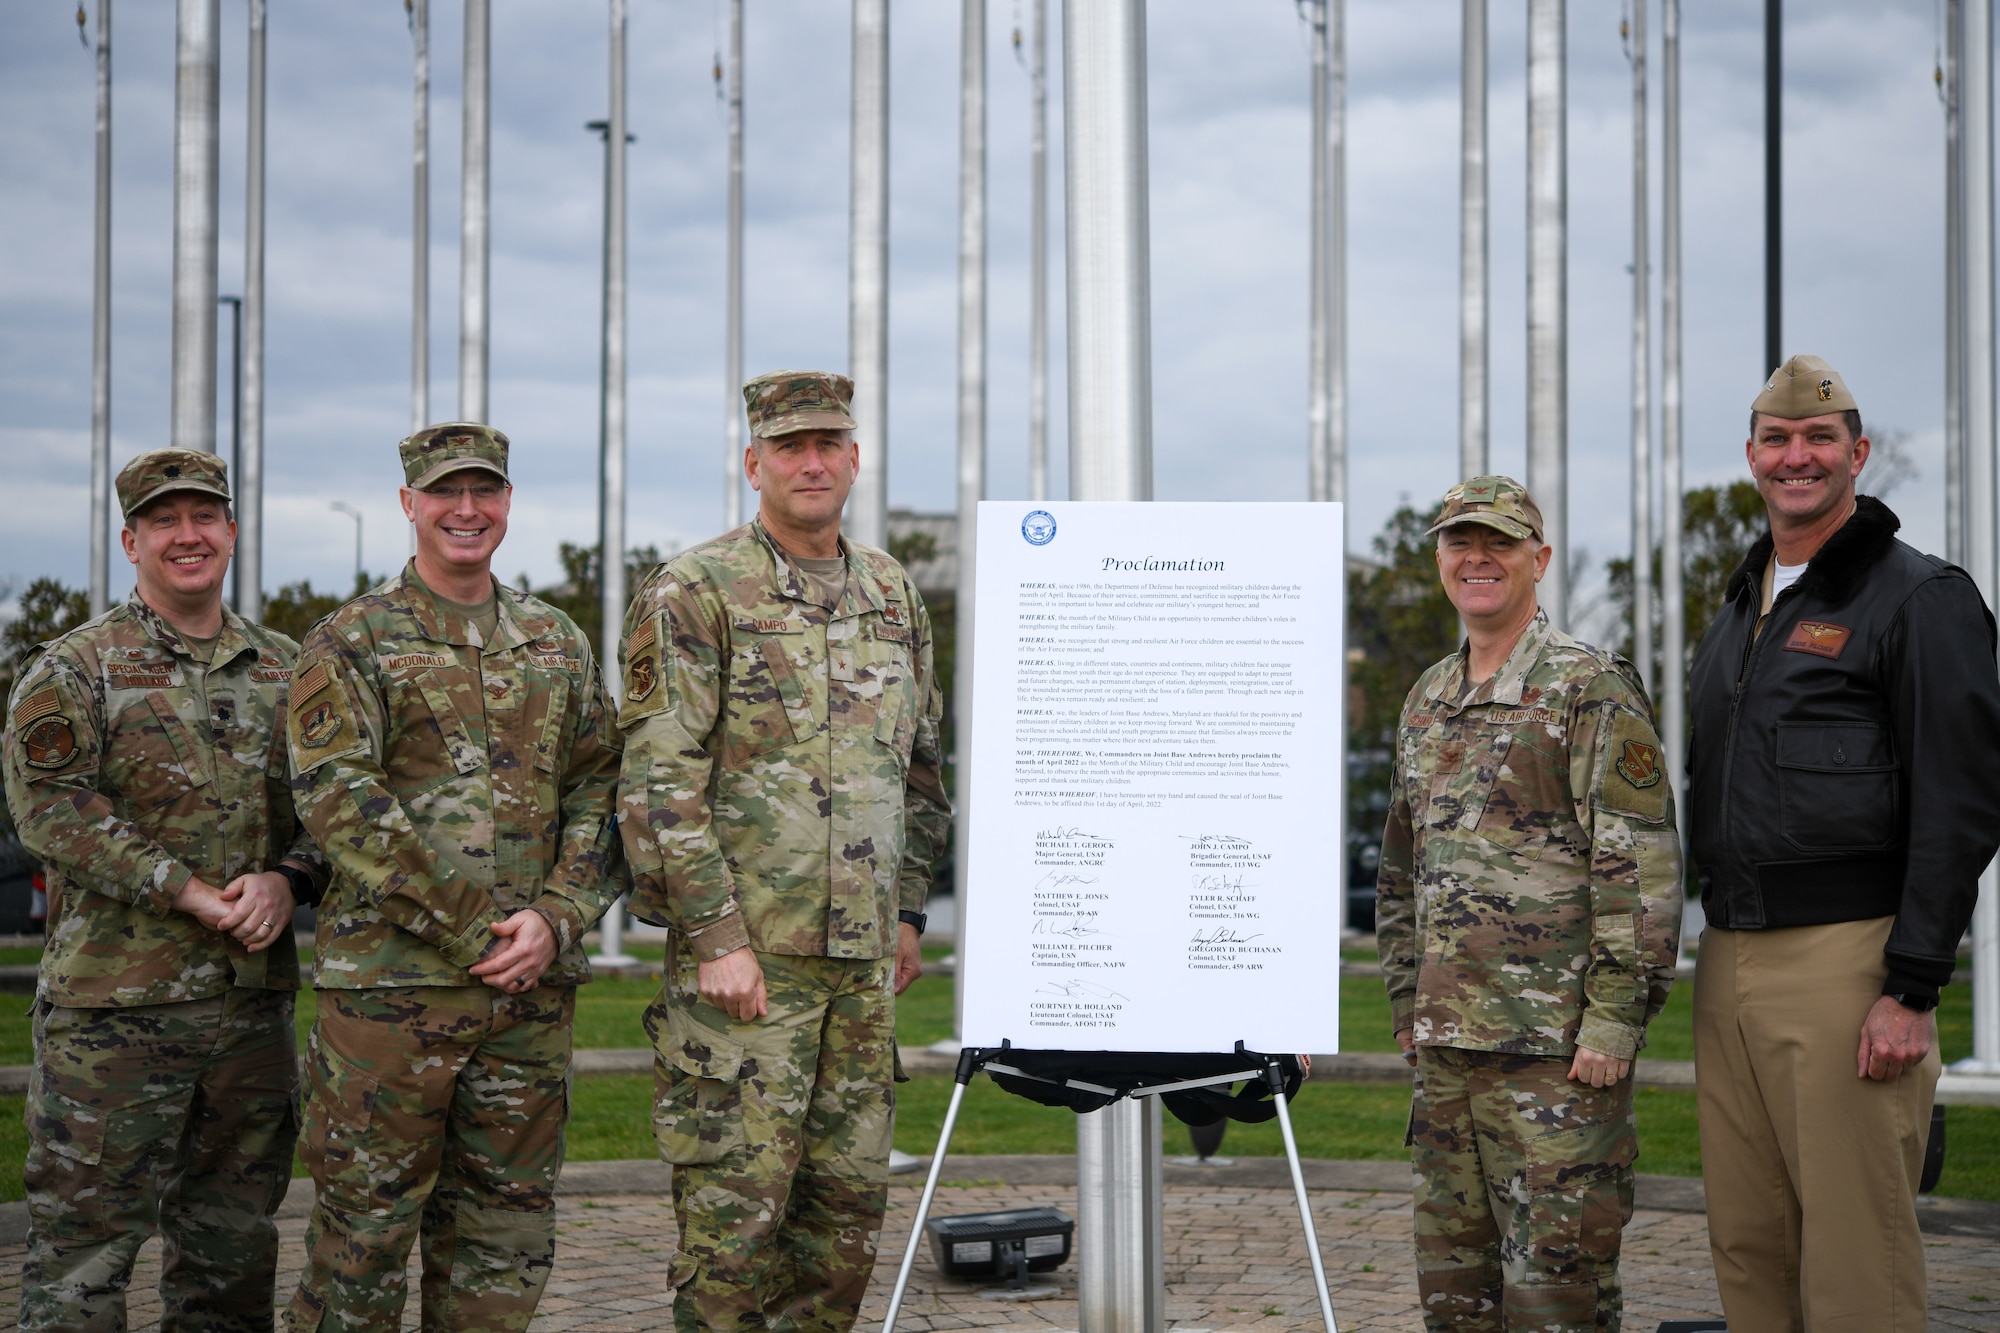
left=1784, top=620, right=1853, bottom=659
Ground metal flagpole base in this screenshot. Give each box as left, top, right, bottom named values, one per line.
left=588, top=896, right=639, bottom=969
left=1266, top=1060, right=1339, bottom=1332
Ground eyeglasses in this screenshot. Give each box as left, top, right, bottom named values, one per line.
left=420, top=482, right=506, bottom=502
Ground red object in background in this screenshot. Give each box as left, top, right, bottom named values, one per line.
left=30, top=868, right=47, bottom=933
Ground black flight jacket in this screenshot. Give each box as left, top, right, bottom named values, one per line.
left=1687, top=496, right=2000, bottom=1004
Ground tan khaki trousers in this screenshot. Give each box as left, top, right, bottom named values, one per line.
left=1693, top=917, right=1938, bottom=1333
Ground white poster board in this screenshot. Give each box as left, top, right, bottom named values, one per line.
left=959, top=501, right=1344, bottom=1055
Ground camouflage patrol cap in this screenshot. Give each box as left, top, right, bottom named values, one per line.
left=399, top=422, right=510, bottom=489
left=742, top=370, right=858, bottom=439
left=1752, top=354, right=1859, bottom=420
left=116, top=448, right=231, bottom=518
left=1425, top=475, right=1545, bottom=542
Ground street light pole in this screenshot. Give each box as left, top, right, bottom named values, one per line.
left=849, top=0, right=891, bottom=549
left=240, top=0, right=266, bottom=623
left=1629, top=0, right=1652, bottom=688
left=460, top=0, right=490, bottom=424
left=723, top=0, right=745, bottom=529
left=1028, top=0, right=1048, bottom=503
left=1957, top=0, right=2000, bottom=1074
left=90, top=0, right=113, bottom=616
left=219, top=294, right=242, bottom=609
left=1460, top=0, right=1488, bottom=480
left=330, top=503, right=363, bottom=591
left=1765, top=0, right=1782, bottom=376
left=1661, top=0, right=1688, bottom=930
left=590, top=0, right=639, bottom=972
left=171, top=0, right=220, bottom=455
left=952, top=0, right=987, bottom=1038
left=1526, top=0, right=1568, bottom=629
left=1063, top=5, right=1161, bottom=1326
left=412, top=0, right=430, bottom=435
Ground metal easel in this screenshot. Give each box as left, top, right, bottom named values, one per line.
left=881, top=1042, right=1340, bottom=1332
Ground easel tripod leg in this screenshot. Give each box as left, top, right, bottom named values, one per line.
left=1270, top=1066, right=1339, bottom=1332
left=881, top=1077, right=970, bottom=1332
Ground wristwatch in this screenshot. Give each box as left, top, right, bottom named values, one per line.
left=898, top=910, right=927, bottom=936
left=275, top=863, right=321, bottom=909
left=1890, top=992, right=1939, bottom=1013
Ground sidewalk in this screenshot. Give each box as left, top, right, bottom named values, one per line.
left=1, top=1157, right=1995, bottom=1331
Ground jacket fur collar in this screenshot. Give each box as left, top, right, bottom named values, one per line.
left=1725, top=493, right=1902, bottom=610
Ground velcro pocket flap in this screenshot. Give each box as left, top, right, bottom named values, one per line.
left=417, top=671, right=485, bottom=775
left=147, top=691, right=213, bottom=789
left=1526, top=1114, right=1638, bottom=1194
left=532, top=673, right=571, bottom=773
left=1774, top=721, right=1896, bottom=773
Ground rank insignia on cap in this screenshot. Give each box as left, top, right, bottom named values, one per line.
left=1463, top=480, right=1500, bottom=503
left=1615, top=739, right=1661, bottom=789
left=21, top=715, right=79, bottom=769
left=1818, top=379, right=1834, bottom=402
left=164, top=465, right=181, bottom=478
left=1784, top=619, right=1852, bottom=659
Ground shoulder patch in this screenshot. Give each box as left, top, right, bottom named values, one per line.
left=288, top=662, right=365, bottom=772
left=620, top=612, right=670, bottom=728
left=291, top=661, right=331, bottom=704
left=1599, top=711, right=1670, bottom=824
left=13, top=687, right=62, bottom=728
left=19, top=715, right=80, bottom=770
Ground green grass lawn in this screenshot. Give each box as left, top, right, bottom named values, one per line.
left=0, top=945, right=1995, bottom=1205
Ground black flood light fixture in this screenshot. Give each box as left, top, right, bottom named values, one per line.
left=924, top=1207, right=1073, bottom=1289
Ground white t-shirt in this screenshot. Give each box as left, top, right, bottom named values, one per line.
left=1772, top=560, right=1808, bottom=601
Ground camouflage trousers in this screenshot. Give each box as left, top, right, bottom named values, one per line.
left=651, top=947, right=896, bottom=1333
left=284, top=985, right=574, bottom=1333
left=1410, top=1046, right=1637, bottom=1333
left=20, top=988, right=298, bottom=1333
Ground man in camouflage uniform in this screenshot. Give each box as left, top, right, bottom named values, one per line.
left=282, top=424, right=624, bottom=1333
left=3, top=449, right=329, bottom=1332
left=617, top=371, right=949, bottom=1332
left=1377, top=476, right=1683, bottom=1332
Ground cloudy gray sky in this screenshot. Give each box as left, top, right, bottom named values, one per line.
left=0, top=0, right=1962, bottom=622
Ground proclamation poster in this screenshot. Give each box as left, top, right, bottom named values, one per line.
left=959, top=501, right=1344, bottom=1056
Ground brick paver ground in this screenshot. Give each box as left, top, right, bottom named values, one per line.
left=0, top=1173, right=1995, bottom=1331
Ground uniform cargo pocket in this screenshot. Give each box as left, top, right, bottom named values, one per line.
left=300, top=1027, right=381, bottom=1206
left=20, top=1082, right=110, bottom=1233
left=1775, top=721, right=1899, bottom=852
left=648, top=999, right=746, bottom=1166
left=1523, top=1113, right=1636, bottom=1273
